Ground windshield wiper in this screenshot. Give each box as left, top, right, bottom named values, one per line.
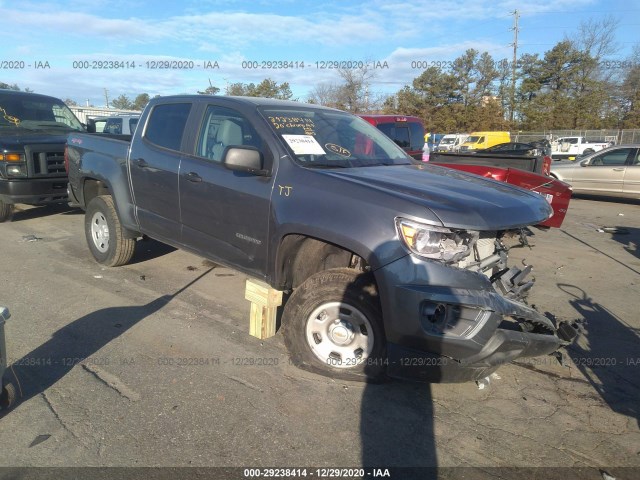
left=304, top=163, right=352, bottom=169
left=34, top=123, right=72, bottom=129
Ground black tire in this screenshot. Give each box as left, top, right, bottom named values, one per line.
left=0, top=382, right=17, bottom=410
left=582, top=149, right=594, bottom=155
left=281, top=268, right=387, bottom=382
left=0, top=200, right=13, bottom=223
left=85, top=195, right=136, bottom=267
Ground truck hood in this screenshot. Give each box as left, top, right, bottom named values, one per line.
left=317, top=164, right=552, bottom=231
left=0, top=129, right=73, bottom=149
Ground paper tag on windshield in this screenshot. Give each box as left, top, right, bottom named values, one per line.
left=282, top=135, right=325, bottom=155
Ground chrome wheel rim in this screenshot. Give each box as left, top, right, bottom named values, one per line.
left=90, top=211, right=110, bottom=253
left=305, top=301, right=374, bottom=368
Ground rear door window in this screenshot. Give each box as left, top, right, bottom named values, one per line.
left=144, top=103, right=192, bottom=152
left=408, top=122, right=425, bottom=151
left=104, top=118, right=122, bottom=134
left=377, top=123, right=410, bottom=149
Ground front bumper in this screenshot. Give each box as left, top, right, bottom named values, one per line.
left=375, top=254, right=573, bottom=382
left=0, top=178, right=68, bottom=205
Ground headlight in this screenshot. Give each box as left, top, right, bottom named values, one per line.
left=396, top=217, right=478, bottom=263
left=6, top=164, right=27, bottom=177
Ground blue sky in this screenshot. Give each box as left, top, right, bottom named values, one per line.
left=1, top=0, right=638, bottom=106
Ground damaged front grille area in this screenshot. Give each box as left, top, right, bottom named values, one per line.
left=457, top=231, right=504, bottom=272
left=498, top=314, right=555, bottom=335
left=458, top=229, right=536, bottom=303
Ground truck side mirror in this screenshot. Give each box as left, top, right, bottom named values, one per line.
left=223, top=147, right=269, bottom=176
left=85, top=119, right=96, bottom=133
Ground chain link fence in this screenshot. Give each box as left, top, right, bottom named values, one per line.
left=511, top=129, right=640, bottom=145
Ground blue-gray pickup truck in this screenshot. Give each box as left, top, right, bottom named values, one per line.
left=66, top=95, right=578, bottom=383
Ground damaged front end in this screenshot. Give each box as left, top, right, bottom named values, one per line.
left=378, top=224, right=580, bottom=383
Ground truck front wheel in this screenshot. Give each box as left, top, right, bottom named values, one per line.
left=282, top=268, right=387, bottom=382
left=0, top=200, right=13, bottom=222
left=85, top=195, right=136, bottom=267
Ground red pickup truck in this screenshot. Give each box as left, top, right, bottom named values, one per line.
left=429, top=152, right=571, bottom=228
left=363, top=116, right=570, bottom=228
left=359, top=115, right=425, bottom=161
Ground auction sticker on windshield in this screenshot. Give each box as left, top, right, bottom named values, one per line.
left=282, top=135, right=326, bottom=155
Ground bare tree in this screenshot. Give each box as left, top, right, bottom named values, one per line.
left=574, top=16, right=619, bottom=61
left=335, top=64, right=376, bottom=113
left=307, top=83, right=341, bottom=107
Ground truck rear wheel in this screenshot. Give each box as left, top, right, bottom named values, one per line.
left=0, top=200, right=13, bottom=223
left=85, top=195, right=136, bottom=267
left=282, top=268, right=387, bottom=382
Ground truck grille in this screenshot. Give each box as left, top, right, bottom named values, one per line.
left=32, top=151, right=66, bottom=175
left=25, top=145, right=67, bottom=178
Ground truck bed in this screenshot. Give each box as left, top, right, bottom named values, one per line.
left=430, top=151, right=546, bottom=175
left=428, top=152, right=569, bottom=228
left=66, top=132, right=132, bottom=208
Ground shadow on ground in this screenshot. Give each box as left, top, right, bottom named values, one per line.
left=607, top=226, right=640, bottom=261
left=361, top=382, right=436, bottom=477
left=128, top=237, right=177, bottom=265
left=571, top=194, right=640, bottom=206
left=559, top=283, right=640, bottom=428
left=9, top=204, right=80, bottom=222
left=1, top=269, right=213, bottom=417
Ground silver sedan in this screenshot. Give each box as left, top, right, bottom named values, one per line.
left=550, top=145, right=640, bottom=199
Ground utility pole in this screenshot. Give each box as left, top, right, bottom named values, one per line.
left=510, top=9, right=519, bottom=124
left=104, top=88, right=110, bottom=109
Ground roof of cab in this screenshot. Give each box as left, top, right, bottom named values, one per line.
left=153, top=95, right=341, bottom=111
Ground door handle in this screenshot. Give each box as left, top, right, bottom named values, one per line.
left=134, top=158, right=149, bottom=168
left=612, top=168, right=625, bottom=171
left=186, top=172, right=202, bottom=183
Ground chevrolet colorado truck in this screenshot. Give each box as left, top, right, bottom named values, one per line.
left=0, top=90, right=85, bottom=221
left=66, top=95, right=578, bottom=383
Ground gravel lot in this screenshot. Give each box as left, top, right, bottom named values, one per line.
left=0, top=197, right=638, bottom=479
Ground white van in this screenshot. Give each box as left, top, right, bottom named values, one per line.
left=435, top=134, right=468, bottom=152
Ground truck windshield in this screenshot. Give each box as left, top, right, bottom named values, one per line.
left=0, top=94, right=84, bottom=131
left=259, top=107, right=411, bottom=168
left=439, top=138, right=455, bottom=144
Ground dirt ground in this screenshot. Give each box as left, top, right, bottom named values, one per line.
left=0, top=197, right=638, bottom=479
